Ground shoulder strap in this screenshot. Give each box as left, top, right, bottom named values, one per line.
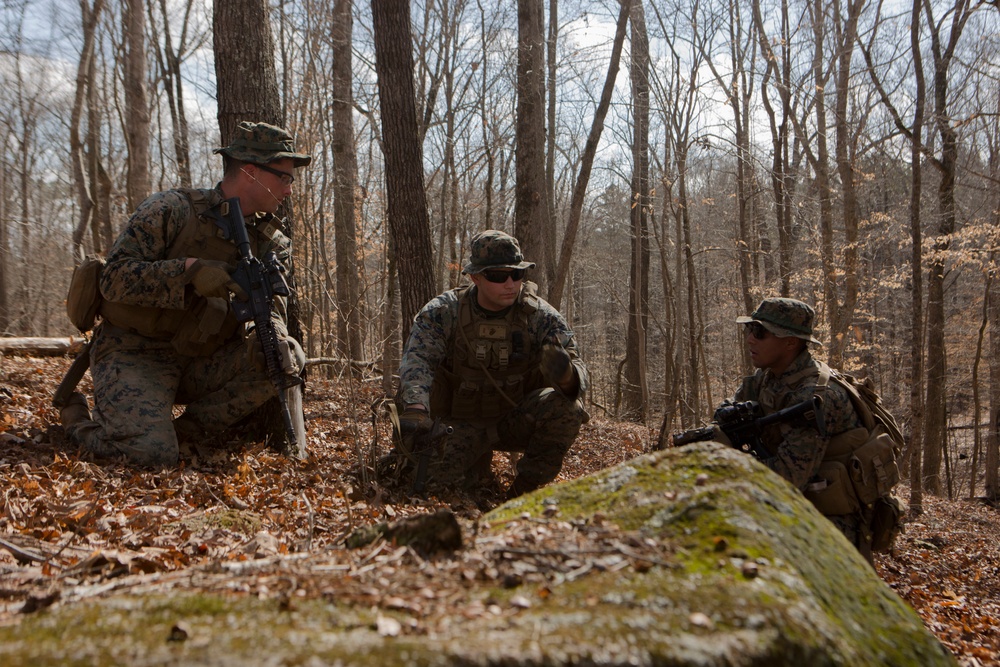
left=828, top=371, right=877, bottom=433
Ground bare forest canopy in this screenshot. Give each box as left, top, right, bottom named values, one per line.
left=0, top=0, right=999, bottom=498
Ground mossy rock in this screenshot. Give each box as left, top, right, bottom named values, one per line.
left=0, top=442, right=954, bottom=666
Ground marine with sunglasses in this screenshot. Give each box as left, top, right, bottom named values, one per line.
left=726, top=297, right=877, bottom=561
left=396, top=230, right=589, bottom=500
left=59, top=121, right=310, bottom=467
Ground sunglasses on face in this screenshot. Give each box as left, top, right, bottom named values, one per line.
left=481, top=268, right=526, bottom=284
left=744, top=322, right=771, bottom=340
left=256, top=163, right=295, bottom=185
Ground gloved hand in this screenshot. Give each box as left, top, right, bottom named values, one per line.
left=398, top=406, right=433, bottom=437
left=540, top=343, right=572, bottom=386
left=185, top=259, right=247, bottom=300
left=246, top=329, right=304, bottom=376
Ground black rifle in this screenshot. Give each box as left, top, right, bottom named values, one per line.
left=214, top=197, right=306, bottom=456
left=399, top=418, right=453, bottom=494
left=672, top=395, right=824, bottom=461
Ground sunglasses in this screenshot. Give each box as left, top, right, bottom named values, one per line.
left=744, top=322, right=772, bottom=340
left=256, top=163, right=295, bottom=185
left=481, top=268, right=526, bottom=284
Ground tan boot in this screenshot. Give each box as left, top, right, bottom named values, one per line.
left=59, top=392, right=91, bottom=428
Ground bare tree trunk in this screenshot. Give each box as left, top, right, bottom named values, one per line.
left=830, top=0, right=864, bottom=364
left=0, top=156, right=7, bottom=333
left=69, top=0, right=105, bottom=262
left=623, top=0, right=650, bottom=422
left=543, top=0, right=558, bottom=292
left=549, top=1, right=628, bottom=311
left=972, top=282, right=988, bottom=498
left=514, top=0, right=549, bottom=294
left=150, top=0, right=196, bottom=187
left=988, top=274, right=1000, bottom=501
left=922, top=0, right=975, bottom=496
left=382, top=234, right=401, bottom=396
left=475, top=3, right=491, bottom=230
left=124, top=0, right=150, bottom=211
left=807, top=0, right=839, bottom=364
left=372, top=0, right=436, bottom=327
left=214, top=0, right=299, bottom=444
left=214, top=0, right=282, bottom=138
left=908, top=0, right=926, bottom=512
left=700, top=0, right=756, bottom=314
left=752, top=0, right=796, bottom=296
left=332, top=0, right=363, bottom=361
left=987, top=87, right=1000, bottom=502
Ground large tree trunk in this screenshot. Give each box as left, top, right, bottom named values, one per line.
left=213, top=0, right=282, bottom=138
left=514, top=0, right=549, bottom=294
left=907, top=0, right=926, bottom=514
left=123, top=0, right=150, bottom=211
left=623, top=0, right=650, bottom=422
left=371, top=0, right=436, bottom=328
left=332, top=0, right=362, bottom=361
left=213, top=0, right=298, bottom=445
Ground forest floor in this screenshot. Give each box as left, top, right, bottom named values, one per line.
left=0, top=354, right=997, bottom=665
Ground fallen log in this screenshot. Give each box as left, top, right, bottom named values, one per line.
left=0, top=337, right=86, bottom=357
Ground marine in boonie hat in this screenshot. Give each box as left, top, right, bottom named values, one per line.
left=462, top=230, right=536, bottom=275
left=215, top=121, right=312, bottom=167
left=736, top=297, right=823, bottom=345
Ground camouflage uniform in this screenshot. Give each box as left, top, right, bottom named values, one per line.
left=64, top=122, right=310, bottom=467
left=732, top=298, right=866, bottom=552
left=398, top=231, right=589, bottom=494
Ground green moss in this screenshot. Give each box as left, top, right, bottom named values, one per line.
left=0, top=444, right=955, bottom=667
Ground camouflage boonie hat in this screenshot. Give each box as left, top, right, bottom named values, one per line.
left=736, top=297, right=823, bottom=345
left=462, top=230, right=536, bottom=275
left=214, top=121, right=311, bottom=167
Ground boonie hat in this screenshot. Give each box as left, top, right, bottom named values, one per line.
left=736, top=297, right=822, bottom=345
left=215, top=121, right=311, bottom=167
left=462, top=230, right=536, bottom=275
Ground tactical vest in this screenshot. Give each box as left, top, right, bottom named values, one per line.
left=742, top=362, right=900, bottom=518
left=428, top=282, right=546, bottom=421
left=98, top=188, right=283, bottom=357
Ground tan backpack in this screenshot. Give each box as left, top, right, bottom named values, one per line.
left=65, top=254, right=106, bottom=333
left=806, top=367, right=904, bottom=552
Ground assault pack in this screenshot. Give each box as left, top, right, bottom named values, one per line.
left=807, top=367, right=904, bottom=553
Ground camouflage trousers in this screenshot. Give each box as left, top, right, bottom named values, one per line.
left=420, top=387, right=587, bottom=491
left=66, top=323, right=279, bottom=467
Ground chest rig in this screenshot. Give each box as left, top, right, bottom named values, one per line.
left=429, top=283, right=544, bottom=421
left=100, top=188, right=282, bottom=356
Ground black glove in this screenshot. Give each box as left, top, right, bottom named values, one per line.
left=398, top=406, right=434, bottom=437
left=185, top=259, right=247, bottom=300
left=540, top=343, right=572, bottom=386
left=246, top=328, right=304, bottom=376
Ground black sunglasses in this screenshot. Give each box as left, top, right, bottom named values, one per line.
left=256, top=163, right=295, bottom=185
left=744, top=322, right=771, bottom=339
left=482, top=268, right=526, bottom=284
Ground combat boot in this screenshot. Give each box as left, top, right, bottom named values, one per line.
left=60, top=392, right=91, bottom=428
left=505, top=475, right=542, bottom=500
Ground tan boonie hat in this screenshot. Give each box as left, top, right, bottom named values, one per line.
left=736, top=297, right=823, bottom=345
left=214, top=121, right=311, bottom=167
left=462, top=230, right=536, bottom=275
